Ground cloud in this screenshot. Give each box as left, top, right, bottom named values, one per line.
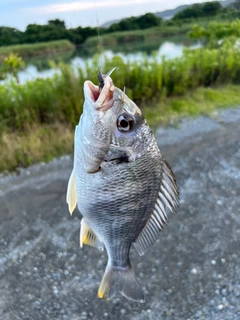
left=24, top=0, right=163, bottom=15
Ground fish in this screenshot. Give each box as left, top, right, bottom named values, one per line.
left=66, top=70, right=179, bottom=303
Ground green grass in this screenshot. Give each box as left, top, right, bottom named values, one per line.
left=0, top=40, right=75, bottom=62
left=143, top=84, right=240, bottom=128
left=1, top=44, right=240, bottom=133
left=0, top=84, right=239, bottom=173
left=0, top=123, right=73, bottom=172
left=1, top=37, right=240, bottom=172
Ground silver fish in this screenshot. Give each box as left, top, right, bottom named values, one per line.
left=66, top=71, right=179, bottom=302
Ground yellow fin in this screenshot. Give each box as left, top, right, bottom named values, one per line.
left=80, top=218, right=104, bottom=251
left=98, top=264, right=144, bottom=302
left=66, top=170, right=77, bottom=215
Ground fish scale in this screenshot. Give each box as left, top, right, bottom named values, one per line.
left=66, top=73, right=179, bottom=302
left=77, top=154, right=162, bottom=268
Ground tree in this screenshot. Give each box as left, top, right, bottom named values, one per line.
left=48, top=19, right=66, bottom=29
left=0, top=27, right=23, bottom=46
left=202, top=2, right=221, bottom=16
left=24, top=23, right=69, bottom=43
left=119, top=17, right=137, bottom=31
left=108, top=23, right=121, bottom=32
left=135, top=13, right=162, bottom=29
left=108, top=13, right=162, bottom=32
left=173, top=4, right=203, bottom=19
left=173, top=2, right=222, bottom=20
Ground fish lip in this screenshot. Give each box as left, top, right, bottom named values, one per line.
left=84, top=76, right=115, bottom=111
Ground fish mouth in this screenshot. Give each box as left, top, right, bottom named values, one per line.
left=84, top=73, right=115, bottom=111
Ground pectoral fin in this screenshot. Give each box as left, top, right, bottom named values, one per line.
left=80, top=218, right=104, bottom=251
left=66, top=169, right=77, bottom=215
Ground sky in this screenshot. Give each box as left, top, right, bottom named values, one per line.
left=0, top=0, right=203, bottom=31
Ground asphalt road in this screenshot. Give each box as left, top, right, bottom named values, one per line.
left=0, top=108, right=240, bottom=320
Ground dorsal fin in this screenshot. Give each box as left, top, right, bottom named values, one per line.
left=134, top=159, right=179, bottom=256
left=80, top=218, right=104, bottom=251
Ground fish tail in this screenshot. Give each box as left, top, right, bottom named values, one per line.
left=98, top=263, right=144, bottom=303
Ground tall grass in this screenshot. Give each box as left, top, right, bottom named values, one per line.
left=1, top=44, right=240, bottom=133
left=0, top=123, right=73, bottom=172
left=1, top=85, right=239, bottom=172
left=1, top=41, right=240, bottom=171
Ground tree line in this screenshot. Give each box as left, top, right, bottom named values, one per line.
left=0, top=13, right=162, bottom=47
left=0, top=2, right=240, bottom=47
left=173, top=1, right=240, bottom=20
left=173, top=1, right=222, bottom=20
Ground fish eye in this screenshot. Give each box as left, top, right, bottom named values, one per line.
left=117, top=114, right=134, bottom=132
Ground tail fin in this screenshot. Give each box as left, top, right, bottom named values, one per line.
left=98, top=264, right=144, bottom=303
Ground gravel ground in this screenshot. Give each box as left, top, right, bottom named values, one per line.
left=0, top=108, right=240, bottom=320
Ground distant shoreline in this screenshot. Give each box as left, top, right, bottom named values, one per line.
left=0, top=40, right=75, bottom=63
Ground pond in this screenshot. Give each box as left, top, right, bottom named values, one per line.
left=4, top=35, right=202, bottom=84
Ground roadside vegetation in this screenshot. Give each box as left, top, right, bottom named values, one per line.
left=1, top=18, right=240, bottom=172
left=1, top=5, right=240, bottom=172
left=0, top=83, right=239, bottom=173
left=1, top=22, right=240, bottom=130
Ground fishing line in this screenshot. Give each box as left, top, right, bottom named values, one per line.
left=94, top=0, right=104, bottom=71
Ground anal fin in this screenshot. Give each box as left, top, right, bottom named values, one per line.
left=80, top=218, right=104, bottom=251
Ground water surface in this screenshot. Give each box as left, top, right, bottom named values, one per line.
left=3, top=35, right=202, bottom=84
